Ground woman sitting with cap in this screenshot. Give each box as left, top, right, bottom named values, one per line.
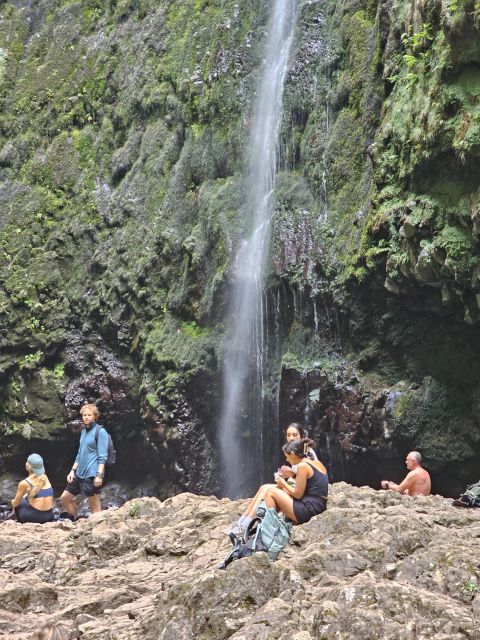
left=11, top=453, right=54, bottom=524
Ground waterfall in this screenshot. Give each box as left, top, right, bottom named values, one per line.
left=219, top=0, right=297, bottom=498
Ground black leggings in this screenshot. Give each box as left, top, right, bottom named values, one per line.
left=15, top=499, right=54, bottom=524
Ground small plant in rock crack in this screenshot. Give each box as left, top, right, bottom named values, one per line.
left=128, top=502, right=140, bottom=518
left=461, top=580, right=478, bottom=598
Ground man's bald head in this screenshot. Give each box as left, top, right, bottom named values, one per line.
left=406, top=451, right=422, bottom=469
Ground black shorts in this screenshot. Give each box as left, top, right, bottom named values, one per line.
left=65, top=475, right=101, bottom=497
left=292, top=495, right=327, bottom=524
left=15, top=499, right=54, bottom=524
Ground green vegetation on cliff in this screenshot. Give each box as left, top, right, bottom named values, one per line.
left=363, top=0, right=480, bottom=322
left=0, top=0, right=479, bottom=490
left=0, top=0, right=266, bottom=437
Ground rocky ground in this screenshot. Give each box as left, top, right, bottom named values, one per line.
left=0, top=483, right=479, bottom=640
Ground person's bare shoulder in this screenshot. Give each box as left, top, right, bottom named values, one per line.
left=313, top=459, right=327, bottom=475
left=14, top=479, right=29, bottom=495
left=297, top=460, right=311, bottom=471
left=401, top=469, right=418, bottom=490
left=408, top=467, right=424, bottom=479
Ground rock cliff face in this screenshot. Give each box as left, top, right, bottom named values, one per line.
left=0, top=0, right=479, bottom=492
left=1, top=485, right=479, bottom=639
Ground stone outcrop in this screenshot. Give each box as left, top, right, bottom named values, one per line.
left=1, top=484, right=479, bottom=639
left=0, top=0, right=479, bottom=497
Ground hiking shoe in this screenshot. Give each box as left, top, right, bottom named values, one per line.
left=224, top=523, right=245, bottom=539
left=58, top=511, right=75, bottom=521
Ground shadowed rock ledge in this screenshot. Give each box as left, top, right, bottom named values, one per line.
left=0, top=483, right=479, bottom=640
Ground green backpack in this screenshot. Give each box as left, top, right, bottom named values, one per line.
left=254, top=502, right=292, bottom=561
left=219, top=502, right=292, bottom=570
left=463, top=481, right=480, bottom=505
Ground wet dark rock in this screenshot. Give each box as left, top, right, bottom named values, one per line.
left=279, top=364, right=480, bottom=497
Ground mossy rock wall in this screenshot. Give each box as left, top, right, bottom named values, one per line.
left=0, top=0, right=269, bottom=488
left=0, top=0, right=479, bottom=492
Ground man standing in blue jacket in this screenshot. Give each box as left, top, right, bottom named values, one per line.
left=61, top=404, right=108, bottom=519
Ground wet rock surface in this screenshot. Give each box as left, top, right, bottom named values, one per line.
left=0, top=484, right=479, bottom=639
left=280, top=365, right=480, bottom=496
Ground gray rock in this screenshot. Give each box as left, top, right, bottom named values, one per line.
left=0, top=485, right=478, bottom=639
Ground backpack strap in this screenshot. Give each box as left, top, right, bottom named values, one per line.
left=247, top=516, right=263, bottom=550
left=245, top=516, right=262, bottom=536
left=94, top=423, right=102, bottom=448
left=252, top=525, right=261, bottom=551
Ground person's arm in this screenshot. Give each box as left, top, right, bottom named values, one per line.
left=93, top=428, right=109, bottom=487
left=67, top=432, right=82, bottom=483
left=384, top=472, right=414, bottom=494
left=11, top=480, right=29, bottom=508
left=279, top=465, right=295, bottom=478
left=276, top=463, right=309, bottom=499
left=67, top=447, right=80, bottom=483
left=67, top=462, right=78, bottom=484
left=94, top=462, right=105, bottom=487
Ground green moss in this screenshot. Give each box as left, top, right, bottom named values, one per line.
left=81, top=1, right=104, bottom=33
left=433, top=224, right=477, bottom=277
left=52, top=363, right=65, bottom=379
left=72, top=127, right=95, bottom=167
left=143, top=314, right=215, bottom=375
left=357, top=0, right=480, bottom=314
left=128, top=501, right=141, bottom=518
left=390, top=377, right=477, bottom=468
left=145, top=393, right=160, bottom=409
left=19, top=351, right=43, bottom=369
left=181, top=321, right=204, bottom=338
left=1, top=365, right=66, bottom=440
left=340, top=10, right=374, bottom=116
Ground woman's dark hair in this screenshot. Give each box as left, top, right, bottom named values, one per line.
left=283, top=437, right=315, bottom=458
left=284, top=423, right=309, bottom=439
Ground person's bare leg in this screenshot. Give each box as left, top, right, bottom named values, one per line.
left=226, top=483, right=276, bottom=534
left=61, top=490, right=77, bottom=519
left=265, top=488, right=298, bottom=523
left=88, top=494, right=102, bottom=513
left=244, top=483, right=275, bottom=518
left=242, top=484, right=268, bottom=516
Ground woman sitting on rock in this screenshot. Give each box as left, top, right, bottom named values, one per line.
left=265, top=438, right=328, bottom=524
left=227, top=423, right=318, bottom=536
left=11, top=453, right=55, bottom=524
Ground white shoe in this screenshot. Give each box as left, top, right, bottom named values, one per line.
left=224, top=522, right=244, bottom=538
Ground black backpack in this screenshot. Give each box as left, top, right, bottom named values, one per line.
left=94, top=424, right=116, bottom=465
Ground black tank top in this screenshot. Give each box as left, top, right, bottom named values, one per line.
left=304, top=461, right=328, bottom=498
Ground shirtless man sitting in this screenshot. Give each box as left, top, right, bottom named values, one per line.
left=381, top=451, right=431, bottom=496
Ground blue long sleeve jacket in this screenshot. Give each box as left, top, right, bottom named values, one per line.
left=74, top=422, right=109, bottom=478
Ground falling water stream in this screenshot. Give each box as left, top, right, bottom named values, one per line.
left=219, top=0, right=298, bottom=497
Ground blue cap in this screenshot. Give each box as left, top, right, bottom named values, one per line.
left=27, top=453, right=45, bottom=475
